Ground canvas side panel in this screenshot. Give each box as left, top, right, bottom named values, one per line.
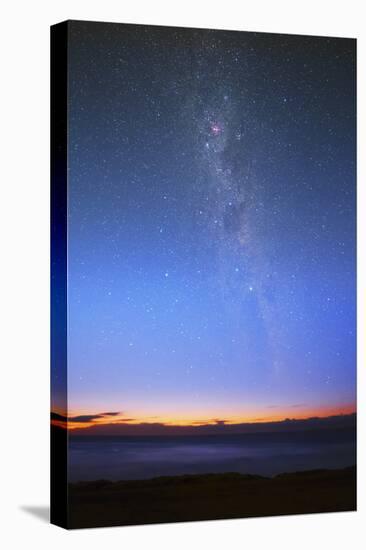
left=50, top=21, right=69, bottom=529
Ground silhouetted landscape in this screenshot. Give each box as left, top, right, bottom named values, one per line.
left=68, top=466, right=356, bottom=528
left=58, top=413, right=357, bottom=528
left=65, top=412, right=356, bottom=436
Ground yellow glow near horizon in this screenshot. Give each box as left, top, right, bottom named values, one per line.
left=51, top=402, right=356, bottom=430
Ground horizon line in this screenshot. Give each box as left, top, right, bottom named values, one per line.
left=51, top=408, right=356, bottom=432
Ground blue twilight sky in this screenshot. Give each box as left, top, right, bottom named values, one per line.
left=60, top=22, right=355, bottom=424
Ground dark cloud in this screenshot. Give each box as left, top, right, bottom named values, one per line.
left=51, top=411, right=121, bottom=423
left=190, top=418, right=228, bottom=426
left=51, top=412, right=67, bottom=422
left=213, top=419, right=228, bottom=425
left=70, top=414, right=106, bottom=423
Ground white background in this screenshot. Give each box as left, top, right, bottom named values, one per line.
left=1, top=0, right=364, bottom=548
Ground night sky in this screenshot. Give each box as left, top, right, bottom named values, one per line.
left=62, top=21, right=356, bottom=427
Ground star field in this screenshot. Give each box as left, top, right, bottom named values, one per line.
left=60, top=22, right=356, bottom=423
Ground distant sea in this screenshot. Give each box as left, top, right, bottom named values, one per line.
left=68, top=428, right=356, bottom=482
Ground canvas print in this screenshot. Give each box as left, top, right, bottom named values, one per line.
left=51, top=20, right=356, bottom=529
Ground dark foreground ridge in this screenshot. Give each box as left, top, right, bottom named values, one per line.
left=68, top=466, right=356, bottom=529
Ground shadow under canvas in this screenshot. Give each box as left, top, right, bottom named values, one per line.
left=20, top=506, right=49, bottom=523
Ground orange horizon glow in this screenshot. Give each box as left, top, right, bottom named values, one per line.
left=51, top=403, right=356, bottom=431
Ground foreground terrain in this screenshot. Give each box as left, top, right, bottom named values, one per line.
left=68, top=466, right=356, bottom=528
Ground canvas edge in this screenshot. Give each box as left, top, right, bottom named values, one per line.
left=50, top=20, right=69, bottom=530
